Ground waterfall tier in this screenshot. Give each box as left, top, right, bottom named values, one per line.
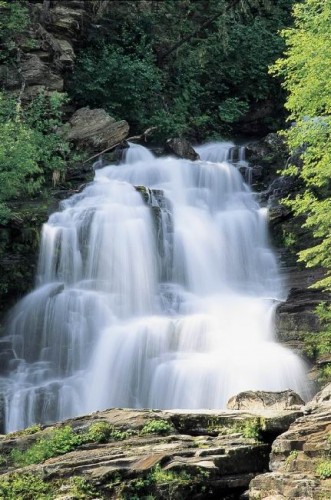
left=1, top=142, right=309, bottom=431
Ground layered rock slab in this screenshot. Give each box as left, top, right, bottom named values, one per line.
left=0, top=407, right=302, bottom=499
left=249, top=384, right=331, bottom=499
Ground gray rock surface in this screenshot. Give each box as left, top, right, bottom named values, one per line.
left=0, top=407, right=302, bottom=499
left=65, top=107, right=129, bottom=152
left=166, top=138, right=200, bottom=161
left=249, top=384, right=331, bottom=499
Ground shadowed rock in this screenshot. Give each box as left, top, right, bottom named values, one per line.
left=166, top=138, right=200, bottom=160
left=65, top=107, right=129, bottom=152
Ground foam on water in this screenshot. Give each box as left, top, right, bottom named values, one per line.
left=0, top=142, right=310, bottom=431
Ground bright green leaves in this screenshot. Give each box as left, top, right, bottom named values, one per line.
left=271, top=0, right=331, bottom=290
left=0, top=91, right=77, bottom=223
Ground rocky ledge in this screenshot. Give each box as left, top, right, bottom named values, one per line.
left=0, top=405, right=302, bottom=499
left=250, top=384, right=331, bottom=499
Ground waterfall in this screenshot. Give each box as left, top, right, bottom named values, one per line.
left=0, top=142, right=309, bottom=431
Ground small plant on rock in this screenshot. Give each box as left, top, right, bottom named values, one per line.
left=141, top=419, right=173, bottom=436
left=316, top=460, right=331, bottom=479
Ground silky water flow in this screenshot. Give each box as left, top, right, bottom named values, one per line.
left=0, top=142, right=310, bottom=431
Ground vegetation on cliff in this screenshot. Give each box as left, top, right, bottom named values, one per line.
left=69, top=0, right=295, bottom=140
left=271, top=0, right=331, bottom=382
left=271, top=0, right=331, bottom=292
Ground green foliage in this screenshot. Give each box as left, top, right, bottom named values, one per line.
left=0, top=473, right=99, bottom=500
left=271, top=0, right=331, bottom=291
left=317, top=365, right=331, bottom=386
left=240, top=418, right=264, bottom=440
left=8, top=424, right=42, bottom=438
left=10, top=426, right=82, bottom=466
left=67, top=477, right=99, bottom=499
left=0, top=90, right=79, bottom=223
left=285, top=450, right=298, bottom=469
left=86, top=421, right=129, bottom=443
left=304, top=331, right=331, bottom=359
left=0, top=0, right=30, bottom=63
left=303, top=302, right=331, bottom=386
left=316, top=460, right=331, bottom=479
left=282, top=230, right=296, bottom=248
left=10, top=422, right=131, bottom=466
left=0, top=473, right=52, bottom=500
left=231, top=417, right=264, bottom=440
left=69, top=0, right=295, bottom=139
left=141, top=419, right=173, bottom=436
left=70, top=44, right=162, bottom=129
left=125, top=464, right=207, bottom=499
left=218, top=98, right=249, bottom=123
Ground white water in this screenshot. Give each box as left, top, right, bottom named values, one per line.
left=1, top=142, right=309, bottom=431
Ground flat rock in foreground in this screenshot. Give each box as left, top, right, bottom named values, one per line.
left=0, top=407, right=302, bottom=499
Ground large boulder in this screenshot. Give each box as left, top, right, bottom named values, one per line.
left=65, top=107, right=129, bottom=152
left=166, top=138, right=200, bottom=161
left=227, top=390, right=305, bottom=411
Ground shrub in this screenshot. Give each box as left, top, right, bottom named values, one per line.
left=316, top=460, right=331, bottom=479
left=0, top=473, right=52, bottom=500
left=140, top=419, right=173, bottom=435
left=0, top=90, right=79, bottom=223
left=85, top=421, right=129, bottom=443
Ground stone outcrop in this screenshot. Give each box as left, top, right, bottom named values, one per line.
left=227, top=391, right=305, bottom=412
left=64, top=107, right=129, bottom=152
left=0, top=407, right=302, bottom=499
left=246, top=135, right=330, bottom=387
left=249, top=384, right=331, bottom=499
left=0, top=202, right=54, bottom=318
left=166, top=138, right=200, bottom=161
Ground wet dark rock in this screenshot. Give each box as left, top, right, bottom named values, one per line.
left=275, top=288, right=325, bottom=347
left=246, top=133, right=288, bottom=167
left=42, top=4, right=86, bottom=38
left=21, top=54, right=63, bottom=90
left=135, top=186, right=173, bottom=281
left=236, top=100, right=276, bottom=136
left=166, top=138, right=200, bottom=161
left=0, top=341, right=16, bottom=376
left=0, top=65, right=20, bottom=89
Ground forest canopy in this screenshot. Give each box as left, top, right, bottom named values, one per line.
left=69, top=0, right=295, bottom=139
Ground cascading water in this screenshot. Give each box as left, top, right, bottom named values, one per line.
left=0, top=142, right=310, bottom=431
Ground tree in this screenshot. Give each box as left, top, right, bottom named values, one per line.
left=70, top=0, right=294, bottom=139
left=0, top=90, right=76, bottom=223
left=271, top=0, right=331, bottom=291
